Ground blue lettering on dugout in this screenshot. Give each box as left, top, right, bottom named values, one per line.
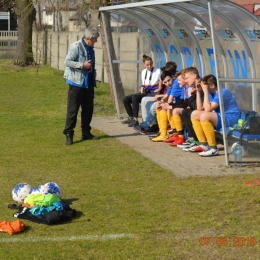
left=182, top=47, right=193, bottom=67
left=196, top=48, right=203, bottom=77
left=153, top=43, right=249, bottom=87
left=206, top=48, right=216, bottom=76
left=227, top=50, right=248, bottom=86
left=154, top=44, right=165, bottom=68
left=169, top=44, right=181, bottom=71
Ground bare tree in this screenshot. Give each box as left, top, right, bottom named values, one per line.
left=78, top=7, right=92, bottom=28
left=0, top=0, right=144, bottom=109
left=0, top=0, right=144, bottom=66
left=37, top=1, right=43, bottom=31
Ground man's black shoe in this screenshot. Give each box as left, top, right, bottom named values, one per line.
left=66, top=133, right=73, bottom=145
left=128, top=118, right=139, bottom=127
left=121, top=117, right=133, bottom=124
left=82, top=133, right=99, bottom=140
left=134, top=125, right=146, bottom=135
left=146, top=124, right=159, bottom=134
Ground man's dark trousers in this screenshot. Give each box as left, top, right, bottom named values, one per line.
left=122, top=92, right=147, bottom=118
left=63, top=84, right=94, bottom=136
left=182, top=108, right=198, bottom=141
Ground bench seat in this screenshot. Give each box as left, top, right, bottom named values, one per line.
left=231, top=130, right=260, bottom=141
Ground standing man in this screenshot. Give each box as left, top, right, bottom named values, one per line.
left=63, top=28, right=100, bottom=145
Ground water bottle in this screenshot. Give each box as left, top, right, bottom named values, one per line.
left=233, top=141, right=242, bottom=167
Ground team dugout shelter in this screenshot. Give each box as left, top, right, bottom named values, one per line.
left=99, top=0, right=260, bottom=166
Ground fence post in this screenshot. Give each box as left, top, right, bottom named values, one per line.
left=57, top=34, right=60, bottom=70
left=101, top=50, right=104, bottom=83
left=36, top=33, right=38, bottom=64
left=66, top=34, right=69, bottom=53
left=44, top=30, right=48, bottom=65
left=50, top=34, right=52, bottom=67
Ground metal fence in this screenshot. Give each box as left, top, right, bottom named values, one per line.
left=0, top=30, right=146, bottom=89
left=0, top=30, right=17, bottom=59
left=0, top=31, right=17, bottom=37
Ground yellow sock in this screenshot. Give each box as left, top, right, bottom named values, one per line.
left=201, top=120, right=217, bottom=146
left=191, top=119, right=207, bottom=143
left=168, top=114, right=176, bottom=129
left=156, top=110, right=161, bottom=130
left=173, top=115, right=183, bottom=138
left=167, top=113, right=172, bottom=128
left=160, top=110, right=168, bottom=137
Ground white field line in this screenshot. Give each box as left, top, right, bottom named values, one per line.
left=0, top=233, right=137, bottom=243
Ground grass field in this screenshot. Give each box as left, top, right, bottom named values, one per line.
left=1, top=60, right=260, bottom=260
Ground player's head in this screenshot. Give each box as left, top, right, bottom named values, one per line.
left=143, top=54, right=153, bottom=71
left=184, top=67, right=200, bottom=86
left=201, top=74, right=218, bottom=91
left=161, top=70, right=173, bottom=87
left=176, top=69, right=187, bottom=88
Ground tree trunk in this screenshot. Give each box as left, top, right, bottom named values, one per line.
left=14, top=0, right=36, bottom=66
left=58, top=11, right=63, bottom=31
left=37, top=2, right=42, bottom=31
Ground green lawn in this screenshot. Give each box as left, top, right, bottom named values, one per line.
left=0, top=60, right=260, bottom=259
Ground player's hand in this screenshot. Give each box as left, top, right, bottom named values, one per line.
left=201, top=82, right=209, bottom=92
left=196, top=81, right=202, bottom=92
left=190, top=87, right=196, bottom=94
left=83, top=60, right=92, bottom=70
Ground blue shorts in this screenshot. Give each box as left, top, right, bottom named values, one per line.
left=215, top=113, right=222, bottom=131
left=215, top=112, right=241, bottom=131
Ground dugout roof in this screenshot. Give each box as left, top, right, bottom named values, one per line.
left=99, top=0, right=260, bottom=166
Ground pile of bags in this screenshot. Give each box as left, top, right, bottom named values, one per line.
left=10, top=182, right=76, bottom=225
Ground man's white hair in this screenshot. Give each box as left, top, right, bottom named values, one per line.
left=83, top=28, right=100, bottom=39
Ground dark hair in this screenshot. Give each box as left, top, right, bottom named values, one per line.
left=161, top=62, right=177, bottom=76
left=201, top=74, right=217, bottom=88
left=143, top=54, right=152, bottom=63
left=165, top=61, right=177, bottom=69
left=161, top=70, right=172, bottom=81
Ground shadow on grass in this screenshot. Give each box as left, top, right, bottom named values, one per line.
left=55, top=210, right=85, bottom=225
left=23, top=225, right=32, bottom=234
left=61, top=198, right=88, bottom=222
left=73, top=211, right=92, bottom=223
left=68, top=135, right=125, bottom=145
left=62, top=198, right=79, bottom=205
left=74, top=210, right=85, bottom=220
left=106, top=133, right=140, bottom=138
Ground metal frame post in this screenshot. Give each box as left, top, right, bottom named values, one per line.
left=101, top=12, right=121, bottom=118
left=208, top=0, right=229, bottom=166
